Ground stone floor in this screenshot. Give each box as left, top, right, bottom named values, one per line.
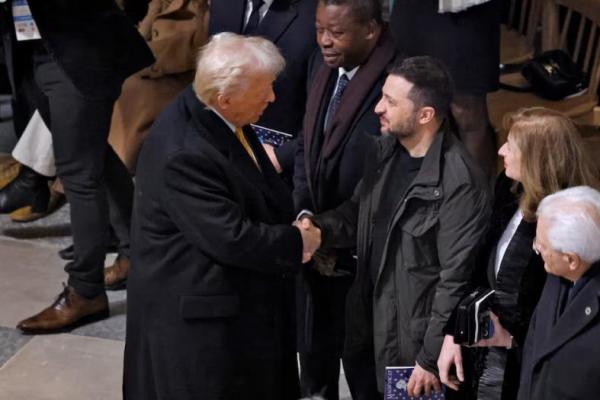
left=0, top=199, right=351, bottom=400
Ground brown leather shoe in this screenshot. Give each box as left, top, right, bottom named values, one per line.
left=104, top=255, right=129, bottom=290
left=16, top=285, right=109, bottom=334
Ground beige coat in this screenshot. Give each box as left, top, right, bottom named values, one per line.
left=108, top=0, right=209, bottom=172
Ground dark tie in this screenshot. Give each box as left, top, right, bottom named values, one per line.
left=244, top=0, right=264, bottom=34
left=324, top=74, right=350, bottom=131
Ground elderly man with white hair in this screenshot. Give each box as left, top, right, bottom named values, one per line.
left=123, top=33, right=320, bottom=400
left=518, top=185, right=600, bottom=400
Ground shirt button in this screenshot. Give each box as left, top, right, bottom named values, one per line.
left=433, top=189, right=440, bottom=197
left=585, top=306, right=592, bottom=316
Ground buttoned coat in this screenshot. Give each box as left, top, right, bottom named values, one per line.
left=315, top=129, right=491, bottom=390
left=518, top=263, right=600, bottom=400
left=124, top=86, right=303, bottom=400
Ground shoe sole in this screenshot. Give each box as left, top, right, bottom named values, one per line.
left=10, top=194, right=67, bottom=223
left=18, top=308, right=110, bottom=335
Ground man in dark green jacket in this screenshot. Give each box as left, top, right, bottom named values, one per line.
left=300, top=56, right=491, bottom=397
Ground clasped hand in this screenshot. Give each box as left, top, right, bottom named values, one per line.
left=293, top=217, right=321, bottom=263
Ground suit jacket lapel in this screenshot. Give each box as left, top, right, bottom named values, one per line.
left=534, top=272, right=600, bottom=365
left=257, top=0, right=297, bottom=43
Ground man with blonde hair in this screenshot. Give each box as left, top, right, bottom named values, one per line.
left=123, top=33, right=320, bottom=400
left=519, top=186, right=600, bottom=400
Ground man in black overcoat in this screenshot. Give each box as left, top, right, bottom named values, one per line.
left=124, top=33, right=320, bottom=400
left=519, top=186, right=600, bottom=400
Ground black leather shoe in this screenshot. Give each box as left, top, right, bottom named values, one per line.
left=0, top=165, right=49, bottom=214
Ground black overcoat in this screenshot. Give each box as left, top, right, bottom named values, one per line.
left=518, top=263, right=600, bottom=400
left=124, top=86, right=303, bottom=400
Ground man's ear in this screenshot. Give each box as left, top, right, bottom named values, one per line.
left=565, top=252, right=583, bottom=273
left=216, top=93, right=230, bottom=110
left=364, top=20, right=378, bottom=41
left=418, top=106, right=436, bottom=125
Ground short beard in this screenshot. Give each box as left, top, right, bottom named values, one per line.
left=389, top=113, right=417, bottom=140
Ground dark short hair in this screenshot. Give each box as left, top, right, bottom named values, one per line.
left=319, top=0, right=383, bottom=25
left=388, top=56, right=454, bottom=120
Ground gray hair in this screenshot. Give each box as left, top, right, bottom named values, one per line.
left=193, top=32, right=285, bottom=105
left=537, top=186, right=600, bottom=263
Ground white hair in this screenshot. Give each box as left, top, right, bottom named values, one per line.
left=537, top=186, right=600, bottom=263
left=193, top=32, right=285, bottom=105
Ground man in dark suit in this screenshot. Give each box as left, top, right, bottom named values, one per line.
left=0, top=0, right=153, bottom=333
left=519, top=186, right=600, bottom=400
left=124, top=33, right=320, bottom=400
left=292, top=0, right=395, bottom=398
left=209, top=0, right=317, bottom=177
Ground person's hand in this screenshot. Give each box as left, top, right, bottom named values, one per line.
left=437, top=334, right=464, bottom=391
left=407, top=362, right=441, bottom=398
left=293, top=218, right=321, bottom=263
left=262, top=143, right=282, bottom=173
left=472, top=312, right=512, bottom=348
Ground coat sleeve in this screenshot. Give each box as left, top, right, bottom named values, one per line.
left=311, top=179, right=363, bottom=250
left=161, top=150, right=303, bottom=275
left=416, top=183, right=491, bottom=373
left=292, top=126, right=312, bottom=212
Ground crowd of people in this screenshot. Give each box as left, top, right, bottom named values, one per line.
left=1, top=0, right=600, bottom=400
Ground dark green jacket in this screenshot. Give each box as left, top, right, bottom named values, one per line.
left=315, top=126, right=491, bottom=390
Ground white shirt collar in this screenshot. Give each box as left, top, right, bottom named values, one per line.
left=338, top=66, right=359, bottom=81
left=245, top=0, right=274, bottom=26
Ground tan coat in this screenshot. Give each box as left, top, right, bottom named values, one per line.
left=108, top=0, right=209, bottom=172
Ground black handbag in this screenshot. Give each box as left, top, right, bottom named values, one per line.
left=521, top=49, right=588, bottom=100
left=453, top=287, right=495, bottom=346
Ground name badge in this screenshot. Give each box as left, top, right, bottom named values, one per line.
left=12, top=0, right=41, bottom=41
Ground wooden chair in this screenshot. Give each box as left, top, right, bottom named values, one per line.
left=489, top=0, right=600, bottom=139
left=501, top=0, right=542, bottom=66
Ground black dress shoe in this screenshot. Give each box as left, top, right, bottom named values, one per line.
left=0, top=165, right=49, bottom=214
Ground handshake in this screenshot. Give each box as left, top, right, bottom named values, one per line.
left=293, top=217, right=322, bottom=263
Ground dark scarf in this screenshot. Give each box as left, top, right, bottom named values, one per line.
left=302, top=30, right=395, bottom=210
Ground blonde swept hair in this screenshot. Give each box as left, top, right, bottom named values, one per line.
left=193, top=32, right=285, bottom=106
left=503, top=107, right=600, bottom=221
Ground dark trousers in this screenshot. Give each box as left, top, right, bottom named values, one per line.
left=32, top=52, right=131, bottom=298
left=298, top=271, right=380, bottom=400
left=300, top=350, right=380, bottom=400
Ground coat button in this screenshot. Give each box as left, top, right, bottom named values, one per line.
left=433, top=189, right=440, bottom=197
left=585, top=306, right=592, bottom=316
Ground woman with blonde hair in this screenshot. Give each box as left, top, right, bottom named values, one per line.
left=438, top=107, right=599, bottom=400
